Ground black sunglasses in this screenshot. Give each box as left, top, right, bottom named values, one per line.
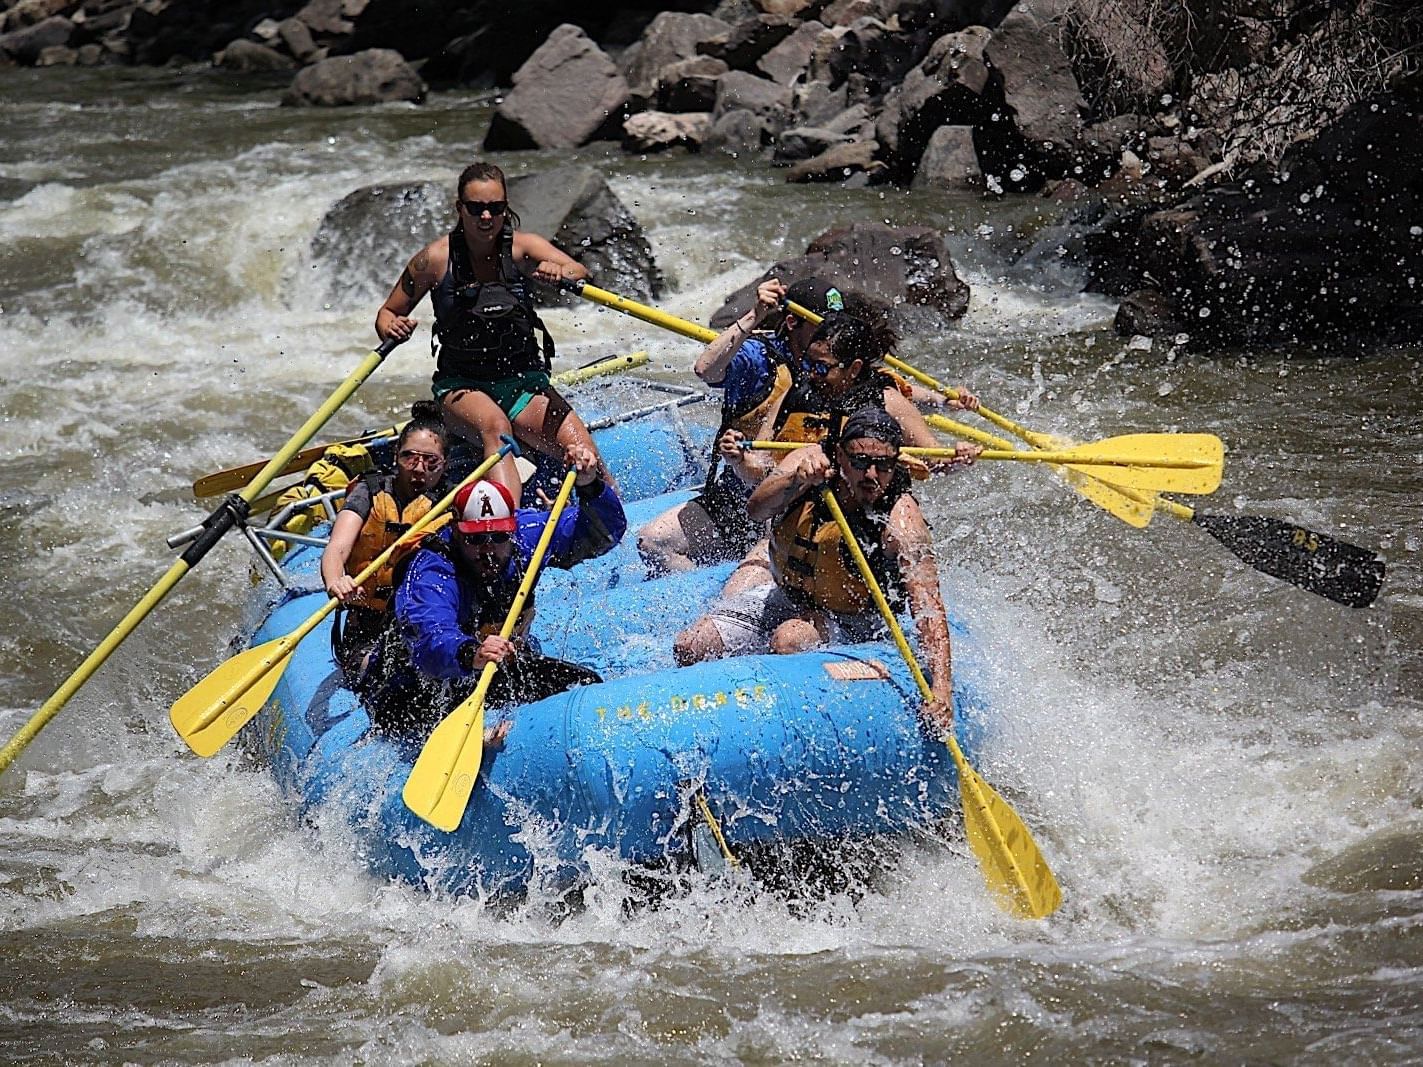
left=844, top=451, right=898, bottom=472
left=460, top=199, right=507, bottom=216
left=800, top=357, right=836, bottom=379
left=462, top=531, right=511, bottom=545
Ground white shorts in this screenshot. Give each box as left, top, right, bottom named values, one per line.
left=706, top=583, right=884, bottom=656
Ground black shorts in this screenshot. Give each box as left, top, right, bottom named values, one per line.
left=691, top=470, right=763, bottom=562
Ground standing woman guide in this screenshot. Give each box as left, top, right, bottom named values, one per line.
left=375, top=161, right=607, bottom=502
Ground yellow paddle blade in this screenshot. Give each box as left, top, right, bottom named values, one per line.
left=1055, top=433, right=1221, bottom=494
left=169, top=637, right=294, bottom=757
left=925, top=413, right=1157, bottom=528
left=402, top=687, right=488, bottom=832
left=1054, top=466, right=1157, bottom=527
left=945, top=736, right=1062, bottom=919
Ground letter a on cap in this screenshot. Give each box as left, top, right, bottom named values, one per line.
left=454, top=479, right=517, bottom=534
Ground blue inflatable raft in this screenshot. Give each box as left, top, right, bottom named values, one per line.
left=236, top=399, right=987, bottom=899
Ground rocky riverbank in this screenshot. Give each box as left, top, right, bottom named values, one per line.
left=4, top=0, right=1419, bottom=349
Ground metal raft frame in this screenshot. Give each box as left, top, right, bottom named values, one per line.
left=165, top=380, right=712, bottom=589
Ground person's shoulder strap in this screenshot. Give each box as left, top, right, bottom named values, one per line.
left=447, top=225, right=473, bottom=286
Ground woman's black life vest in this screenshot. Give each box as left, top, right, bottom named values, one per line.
left=431, top=221, right=554, bottom=381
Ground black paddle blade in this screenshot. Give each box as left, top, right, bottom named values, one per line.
left=1191, top=513, right=1386, bottom=608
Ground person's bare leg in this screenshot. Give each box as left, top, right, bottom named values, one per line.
left=441, top=389, right=520, bottom=499
left=513, top=387, right=617, bottom=490
left=638, top=500, right=723, bottom=574
left=674, top=616, right=727, bottom=666
left=769, top=615, right=829, bottom=654
left=722, top=538, right=773, bottom=597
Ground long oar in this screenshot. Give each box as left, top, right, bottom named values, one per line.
left=169, top=441, right=519, bottom=757
left=192, top=351, right=650, bottom=498
left=746, top=434, right=1223, bottom=495
left=819, top=488, right=1061, bottom=919
left=403, top=469, right=579, bottom=832
left=564, top=280, right=718, bottom=345
left=907, top=364, right=1386, bottom=607
left=0, top=337, right=406, bottom=779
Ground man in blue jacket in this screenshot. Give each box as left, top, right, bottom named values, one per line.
left=360, top=443, right=625, bottom=741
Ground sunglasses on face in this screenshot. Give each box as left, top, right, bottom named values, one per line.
left=397, top=449, right=444, bottom=470
left=462, top=531, right=511, bottom=546
left=460, top=199, right=507, bottom=217
left=844, top=451, right=898, bottom=472
left=800, top=357, right=837, bottom=379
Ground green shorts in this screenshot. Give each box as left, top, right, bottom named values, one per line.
left=433, top=369, right=550, bottom=421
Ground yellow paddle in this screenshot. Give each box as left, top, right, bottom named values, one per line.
left=402, top=468, right=580, bottom=832
left=746, top=433, right=1224, bottom=495
left=169, top=441, right=518, bottom=757
left=818, top=488, right=1061, bottom=918
left=0, top=337, right=407, bottom=779
left=192, top=351, right=649, bottom=498
left=908, top=365, right=1385, bottom=607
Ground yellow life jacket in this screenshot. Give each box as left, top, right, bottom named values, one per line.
left=346, top=473, right=446, bottom=612
left=268, top=442, right=378, bottom=560
left=771, top=370, right=897, bottom=445
left=727, top=363, right=793, bottom=438
left=769, top=489, right=904, bottom=616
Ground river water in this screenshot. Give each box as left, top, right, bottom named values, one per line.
left=1, top=67, right=1420, bottom=1064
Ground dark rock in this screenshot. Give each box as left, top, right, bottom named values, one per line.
left=296, top=0, right=359, bottom=37
left=217, top=38, right=297, bottom=71
left=980, top=5, right=1086, bottom=187
left=1081, top=92, right=1423, bottom=348
left=506, top=166, right=664, bottom=304
left=308, top=166, right=662, bottom=307
left=821, top=0, right=888, bottom=26
left=282, top=47, right=424, bottom=106
left=713, top=69, right=793, bottom=127
left=36, top=43, right=76, bottom=65
left=623, top=110, right=713, bottom=153
left=707, top=108, right=775, bottom=156
left=784, top=139, right=883, bottom=183
left=128, top=0, right=303, bottom=66
left=656, top=55, right=728, bottom=113
left=3, top=0, right=71, bottom=32
left=1113, top=288, right=1181, bottom=338
left=814, top=17, right=919, bottom=95
left=913, top=125, right=983, bottom=190
left=276, top=17, right=318, bottom=62
left=309, top=180, right=449, bottom=305
left=757, top=19, right=823, bottom=85
left=881, top=26, right=992, bottom=181
left=484, top=25, right=628, bottom=150
left=773, top=125, right=856, bottom=163
left=709, top=220, right=970, bottom=327
left=620, top=11, right=732, bottom=97
left=0, top=15, right=73, bottom=64
left=792, top=78, right=848, bottom=127
left=698, top=14, right=795, bottom=70
left=895, top=0, right=1019, bottom=34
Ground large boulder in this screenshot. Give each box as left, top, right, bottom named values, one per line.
left=1078, top=92, right=1423, bottom=348
left=877, top=26, right=992, bottom=182
left=620, top=11, right=733, bottom=100
left=307, top=166, right=663, bottom=308
left=484, top=25, right=629, bottom=150
left=709, top=221, right=970, bottom=328
left=978, top=4, right=1087, bottom=189
left=0, top=14, right=72, bottom=64
left=282, top=48, right=425, bottom=106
